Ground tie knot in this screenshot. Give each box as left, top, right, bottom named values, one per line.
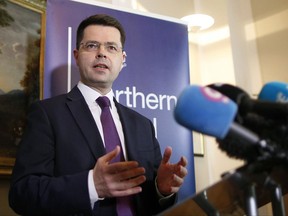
left=96, top=96, right=111, bottom=109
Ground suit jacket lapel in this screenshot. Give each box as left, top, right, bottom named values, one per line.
left=66, top=87, right=106, bottom=159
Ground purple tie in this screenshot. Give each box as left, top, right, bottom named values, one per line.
left=96, top=96, right=135, bottom=216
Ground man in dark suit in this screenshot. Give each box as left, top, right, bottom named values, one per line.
left=9, top=14, right=188, bottom=216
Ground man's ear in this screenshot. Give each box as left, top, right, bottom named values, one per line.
left=73, top=49, right=79, bottom=65
left=121, top=51, right=127, bottom=69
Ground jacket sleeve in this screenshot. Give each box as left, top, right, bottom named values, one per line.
left=9, top=101, right=93, bottom=215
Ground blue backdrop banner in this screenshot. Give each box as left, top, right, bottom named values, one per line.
left=45, top=0, right=195, bottom=202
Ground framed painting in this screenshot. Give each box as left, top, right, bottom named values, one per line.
left=0, top=0, right=45, bottom=176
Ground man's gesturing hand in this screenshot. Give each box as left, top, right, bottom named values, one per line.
left=93, top=146, right=146, bottom=198
left=156, top=146, right=188, bottom=196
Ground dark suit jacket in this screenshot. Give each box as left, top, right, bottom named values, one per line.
left=9, top=86, right=176, bottom=216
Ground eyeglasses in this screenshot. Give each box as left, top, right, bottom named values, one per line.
left=80, top=41, right=123, bottom=54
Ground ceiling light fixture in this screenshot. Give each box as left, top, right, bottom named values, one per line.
left=181, top=14, right=215, bottom=32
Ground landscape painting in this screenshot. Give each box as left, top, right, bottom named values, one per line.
left=0, top=0, right=44, bottom=176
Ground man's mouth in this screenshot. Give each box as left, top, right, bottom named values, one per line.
left=94, top=63, right=108, bottom=69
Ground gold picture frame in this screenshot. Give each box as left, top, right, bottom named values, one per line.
left=193, top=132, right=205, bottom=157
left=0, top=0, right=45, bottom=176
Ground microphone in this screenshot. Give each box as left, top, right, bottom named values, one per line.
left=258, top=81, right=288, bottom=103
left=174, top=85, right=273, bottom=161
left=207, top=83, right=288, bottom=158
left=174, top=85, right=237, bottom=139
left=254, top=82, right=288, bottom=150
left=207, top=83, right=288, bottom=121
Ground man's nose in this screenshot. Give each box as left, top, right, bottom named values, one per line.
left=96, top=53, right=106, bottom=59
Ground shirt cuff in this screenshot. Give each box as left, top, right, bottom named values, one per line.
left=88, top=169, right=100, bottom=209
left=155, top=176, right=175, bottom=205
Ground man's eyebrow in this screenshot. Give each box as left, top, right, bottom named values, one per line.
left=85, top=40, right=99, bottom=43
left=85, top=40, right=118, bottom=45
left=105, top=41, right=119, bottom=45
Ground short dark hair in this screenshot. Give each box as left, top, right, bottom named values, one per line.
left=76, top=14, right=126, bottom=49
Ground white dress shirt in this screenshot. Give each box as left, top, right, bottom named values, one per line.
left=77, top=81, right=127, bottom=208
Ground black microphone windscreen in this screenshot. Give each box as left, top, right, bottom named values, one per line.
left=207, top=83, right=249, bottom=104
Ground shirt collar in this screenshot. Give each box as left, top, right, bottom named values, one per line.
left=77, top=81, right=115, bottom=106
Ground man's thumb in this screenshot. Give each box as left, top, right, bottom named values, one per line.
left=103, top=145, right=121, bottom=163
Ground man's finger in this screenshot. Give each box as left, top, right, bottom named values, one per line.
left=177, top=156, right=188, bottom=167
left=113, top=186, right=143, bottom=197
left=108, top=161, right=141, bottom=173
left=101, top=146, right=121, bottom=163
left=161, top=146, right=172, bottom=164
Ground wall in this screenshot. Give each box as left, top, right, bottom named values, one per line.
left=251, top=0, right=288, bottom=83
left=190, top=0, right=243, bottom=194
